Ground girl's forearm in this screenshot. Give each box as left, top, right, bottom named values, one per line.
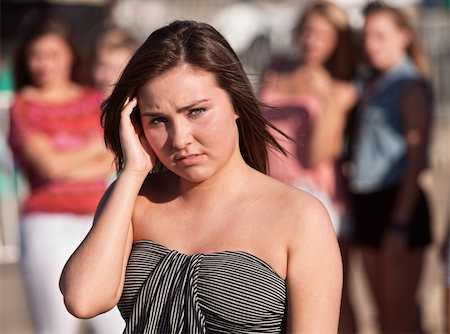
left=60, top=171, right=146, bottom=317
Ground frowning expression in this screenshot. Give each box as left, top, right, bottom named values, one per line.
left=138, top=64, right=240, bottom=183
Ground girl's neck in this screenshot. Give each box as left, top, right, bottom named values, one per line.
left=301, top=59, right=320, bottom=67
left=26, top=81, right=82, bottom=103
left=178, top=152, right=254, bottom=209
left=381, top=54, right=407, bottom=74
left=40, top=79, right=76, bottom=93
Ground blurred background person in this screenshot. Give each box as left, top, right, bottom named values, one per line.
left=7, top=14, right=124, bottom=333
left=1, top=0, right=113, bottom=62
left=91, top=23, right=138, bottom=97
left=259, top=1, right=357, bottom=332
left=0, top=45, right=18, bottom=263
left=346, top=2, right=433, bottom=332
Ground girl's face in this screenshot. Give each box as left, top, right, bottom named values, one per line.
left=364, top=12, right=410, bottom=71
left=299, top=13, right=338, bottom=65
left=26, top=34, right=74, bottom=87
left=94, top=48, right=133, bottom=96
left=138, top=64, right=240, bottom=184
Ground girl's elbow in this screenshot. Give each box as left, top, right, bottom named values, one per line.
left=63, top=295, right=98, bottom=319
left=62, top=291, right=117, bottom=319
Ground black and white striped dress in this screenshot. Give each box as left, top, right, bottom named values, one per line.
left=118, top=240, right=287, bottom=333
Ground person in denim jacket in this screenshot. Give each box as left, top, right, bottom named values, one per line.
left=347, top=2, right=433, bottom=333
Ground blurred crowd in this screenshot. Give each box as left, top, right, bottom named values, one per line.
left=0, top=0, right=449, bottom=333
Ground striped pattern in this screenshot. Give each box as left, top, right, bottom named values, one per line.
left=118, top=240, right=287, bottom=333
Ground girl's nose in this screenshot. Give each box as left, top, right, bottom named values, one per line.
left=170, top=120, right=193, bottom=150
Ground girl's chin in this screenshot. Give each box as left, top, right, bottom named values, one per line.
left=172, top=168, right=213, bottom=184
left=367, top=57, right=386, bottom=70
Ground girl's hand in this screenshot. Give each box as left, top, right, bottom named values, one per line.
left=119, top=97, right=156, bottom=176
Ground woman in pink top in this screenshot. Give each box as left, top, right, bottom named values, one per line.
left=8, top=15, right=124, bottom=333
left=260, top=1, right=357, bottom=332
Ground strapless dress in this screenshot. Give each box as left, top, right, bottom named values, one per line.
left=118, top=240, right=287, bottom=333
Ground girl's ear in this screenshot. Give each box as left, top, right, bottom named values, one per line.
left=234, top=108, right=240, bottom=120
left=400, top=29, right=412, bottom=50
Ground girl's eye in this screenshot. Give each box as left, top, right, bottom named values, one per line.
left=189, top=108, right=206, bottom=117
left=150, top=117, right=167, bottom=125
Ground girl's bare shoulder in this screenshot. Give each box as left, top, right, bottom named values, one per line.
left=251, top=173, right=330, bottom=229
left=255, top=174, right=336, bottom=253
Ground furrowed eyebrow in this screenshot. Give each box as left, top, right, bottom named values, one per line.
left=141, top=111, right=164, bottom=117
left=141, top=99, right=210, bottom=117
left=177, top=99, right=209, bottom=113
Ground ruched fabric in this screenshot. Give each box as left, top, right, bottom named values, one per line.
left=118, top=240, right=287, bottom=333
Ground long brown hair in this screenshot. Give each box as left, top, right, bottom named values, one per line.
left=293, top=0, right=357, bottom=81
left=363, top=1, right=431, bottom=77
left=101, top=20, right=287, bottom=174
left=13, top=13, right=86, bottom=91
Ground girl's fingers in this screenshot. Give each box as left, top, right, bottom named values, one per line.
left=122, top=97, right=138, bottom=117
left=139, top=134, right=156, bottom=161
left=120, top=97, right=139, bottom=138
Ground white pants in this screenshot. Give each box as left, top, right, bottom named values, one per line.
left=20, top=213, right=125, bottom=334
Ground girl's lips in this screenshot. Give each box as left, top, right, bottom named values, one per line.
left=175, top=154, right=205, bottom=166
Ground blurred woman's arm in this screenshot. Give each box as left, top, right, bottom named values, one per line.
left=308, top=81, right=357, bottom=166
left=391, top=81, right=431, bottom=224
left=62, top=153, right=115, bottom=180
left=20, top=134, right=114, bottom=181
